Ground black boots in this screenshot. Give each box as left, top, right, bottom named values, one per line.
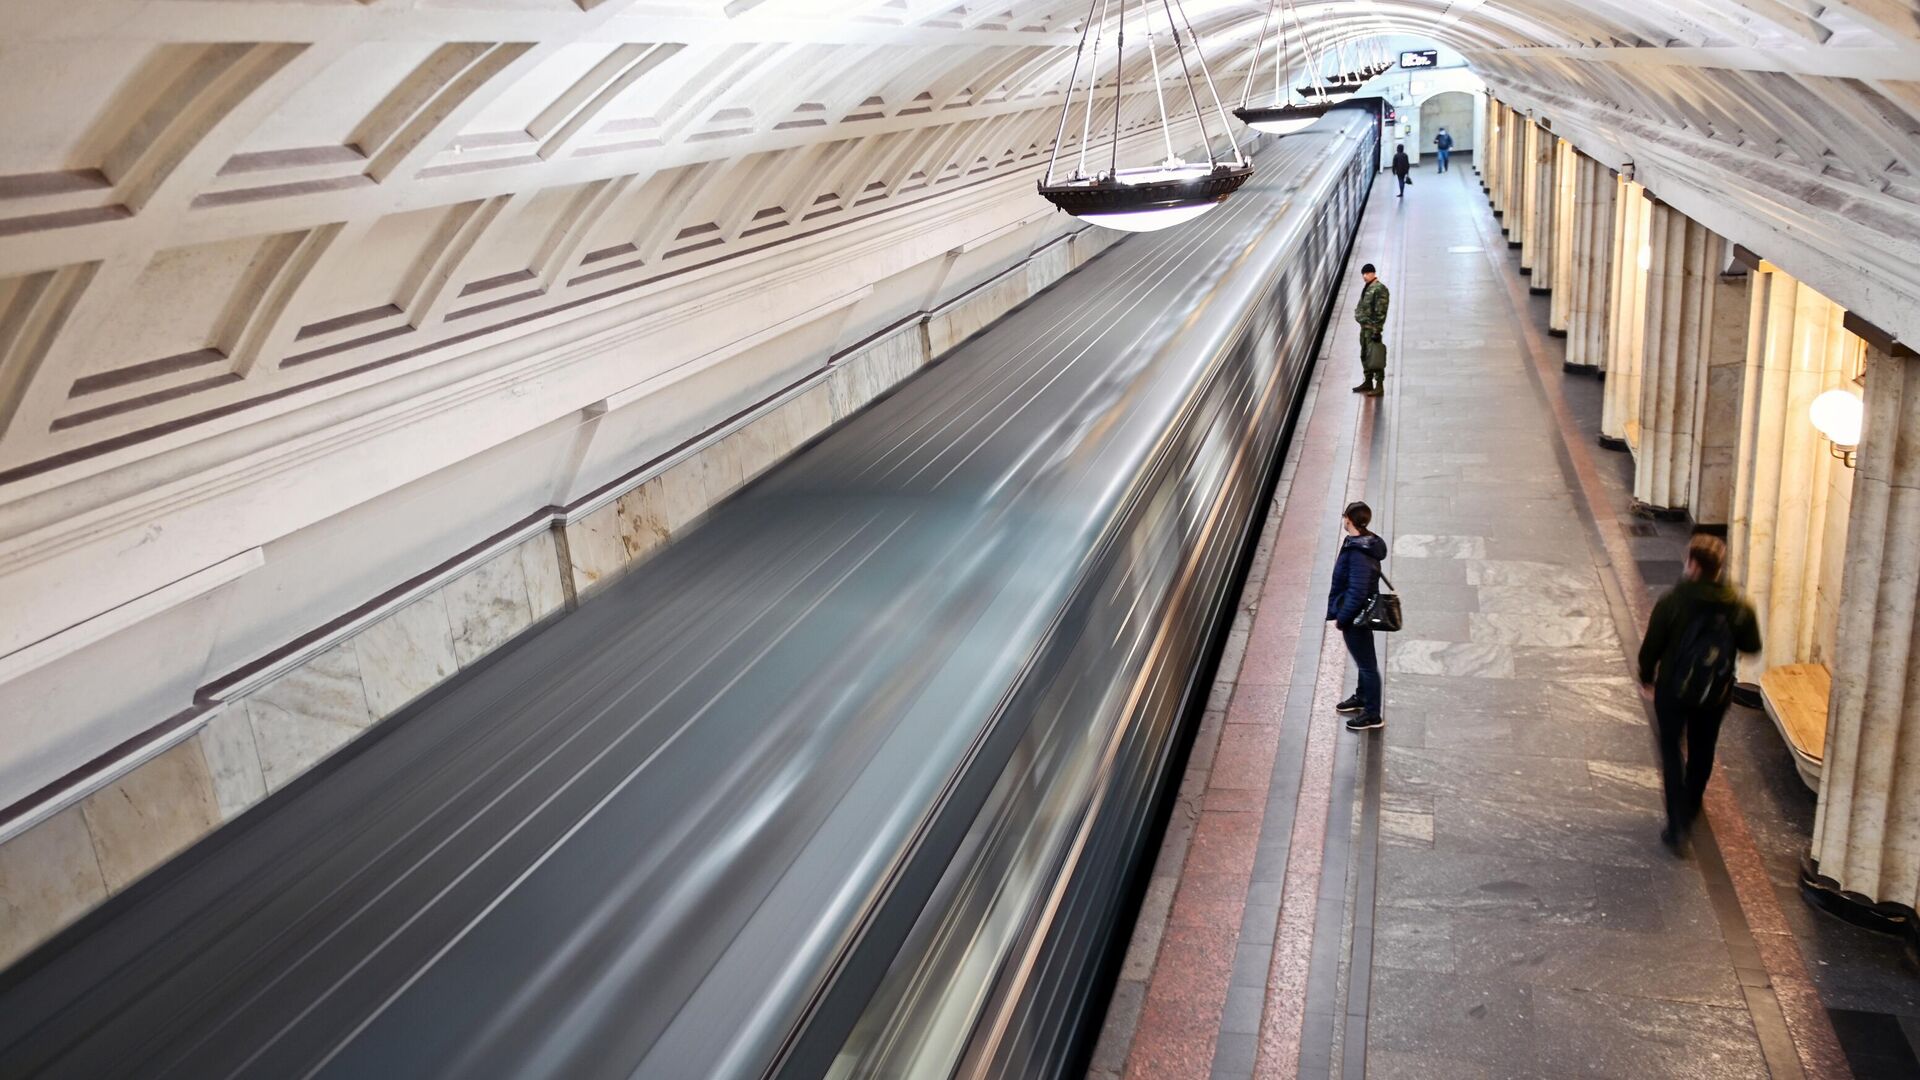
left=1352, top=374, right=1384, bottom=396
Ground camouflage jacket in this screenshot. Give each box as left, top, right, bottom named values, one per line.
left=1355, top=279, right=1390, bottom=332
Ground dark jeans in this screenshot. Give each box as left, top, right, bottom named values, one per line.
left=1395, top=172, right=1408, bottom=195
left=1342, top=626, right=1382, bottom=717
left=1655, top=691, right=1728, bottom=831
left=1437, top=148, right=1450, bottom=172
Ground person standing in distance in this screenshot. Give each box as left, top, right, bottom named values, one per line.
left=1637, top=534, right=1762, bottom=852
left=1391, top=144, right=1412, bottom=197
left=1353, top=264, right=1389, bottom=396
left=1329, top=501, right=1388, bottom=731
left=1434, top=127, right=1454, bottom=173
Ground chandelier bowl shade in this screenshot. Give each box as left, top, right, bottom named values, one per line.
left=1038, top=162, right=1254, bottom=232
left=1233, top=102, right=1330, bottom=135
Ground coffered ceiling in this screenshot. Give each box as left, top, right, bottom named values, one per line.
left=1, top=0, right=1917, bottom=513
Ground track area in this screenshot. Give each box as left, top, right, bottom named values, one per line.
left=0, top=111, right=1376, bottom=1080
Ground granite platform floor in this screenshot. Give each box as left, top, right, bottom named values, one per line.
left=1089, top=153, right=1918, bottom=1080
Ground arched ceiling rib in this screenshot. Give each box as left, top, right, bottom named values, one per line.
left=1, top=0, right=1918, bottom=513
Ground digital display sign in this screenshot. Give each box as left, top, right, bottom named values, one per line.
left=1399, top=49, right=1439, bottom=69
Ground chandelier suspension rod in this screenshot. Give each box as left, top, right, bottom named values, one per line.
left=1047, top=0, right=1104, bottom=184
left=1078, top=0, right=1110, bottom=178
left=1156, top=0, right=1213, bottom=165
left=1275, top=0, right=1288, bottom=106
left=1239, top=0, right=1275, bottom=108
left=1110, top=0, right=1125, bottom=176
left=1142, top=1, right=1177, bottom=161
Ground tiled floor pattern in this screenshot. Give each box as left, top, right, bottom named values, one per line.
left=1090, top=156, right=1914, bottom=1079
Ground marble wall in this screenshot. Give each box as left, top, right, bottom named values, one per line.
left=0, top=221, right=1119, bottom=970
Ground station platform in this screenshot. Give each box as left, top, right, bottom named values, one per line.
left=1089, top=157, right=1920, bottom=1079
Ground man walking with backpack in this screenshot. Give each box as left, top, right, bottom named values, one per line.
left=1637, top=535, right=1762, bottom=852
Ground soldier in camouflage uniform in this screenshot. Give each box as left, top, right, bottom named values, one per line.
left=1353, top=263, right=1390, bottom=396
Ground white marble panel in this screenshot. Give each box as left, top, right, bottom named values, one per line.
left=240, top=643, right=371, bottom=792
left=724, top=412, right=793, bottom=483
left=614, top=478, right=670, bottom=564
left=246, top=640, right=373, bottom=730
left=930, top=274, right=1028, bottom=356
left=197, top=704, right=267, bottom=820
left=1469, top=613, right=1608, bottom=649
left=444, top=551, right=535, bottom=668
left=1475, top=583, right=1609, bottom=616
left=1394, top=534, right=1489, bottom=559
left=687, top=436, right=746, bottom=506
left=784, top=384, right=836, bottom=445
left=79, top=740, right=221, bottom=893
left=1466, top=559, right=1604, bottom=590
left=519, top=529, right=569, bottom=620
left=0, top=806, right=110, bottom=968
left=1026, top=240, right=1073, bottom=293
left=354, top=592, right=458, bottom=719
left=565, top=501, right=629, bottom=596
left=1385, top=639, right=1516, bottom=678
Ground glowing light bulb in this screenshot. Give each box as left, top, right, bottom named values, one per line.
left=1809, top=388, right=1864, bottom=447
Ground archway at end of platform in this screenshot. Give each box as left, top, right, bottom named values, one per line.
left=1419, top=91, right=1476, bottom=159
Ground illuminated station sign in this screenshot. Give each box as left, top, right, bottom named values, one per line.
left=1399, top=49, right=1439, bottom=69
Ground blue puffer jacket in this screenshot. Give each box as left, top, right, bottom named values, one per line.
left=1327, top=532, right=1388, bottom=627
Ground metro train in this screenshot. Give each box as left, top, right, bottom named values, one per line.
left=0, top=108, right=1377, bottom=1079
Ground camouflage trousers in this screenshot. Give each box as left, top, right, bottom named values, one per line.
left=1359, top=328, right=1387, bottom=376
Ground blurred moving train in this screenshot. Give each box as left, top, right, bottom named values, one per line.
left=0, top=108, right=1377, bottom=1079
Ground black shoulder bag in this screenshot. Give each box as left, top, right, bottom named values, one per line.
left=1353, top=559, right=1403, bottom=633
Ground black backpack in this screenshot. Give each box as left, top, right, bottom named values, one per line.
left=1663, top=609, right=1738, bottom=707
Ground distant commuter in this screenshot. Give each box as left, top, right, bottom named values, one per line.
left=1391, top=145, right=1411, bottom=196
left=1353, top=263, right=1389, bottom=395
left=1637, top=534, right=1762, bottom=853
left=1434, top=127, right=1454, bottom=172
left=1329, top=501, right=1388, bottom=731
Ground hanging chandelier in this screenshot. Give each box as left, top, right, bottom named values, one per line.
left=1299, top=34, right=1379, bottom=102
left=1038, top=0, right=1252, bottom=232
left=1232, top=0, right=1330, bottom=136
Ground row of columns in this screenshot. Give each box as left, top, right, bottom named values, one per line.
left=1477, top=101, right=1920, bottom=916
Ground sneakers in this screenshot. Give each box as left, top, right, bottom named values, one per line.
left=1345, top=714, right=1385, bottom=731
left=1335, top=693, right=1365, bottom=714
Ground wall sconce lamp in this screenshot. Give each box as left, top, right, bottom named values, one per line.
left=1810, top=388, right=1864, bottom=468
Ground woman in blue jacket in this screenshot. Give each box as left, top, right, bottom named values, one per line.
left=1328, top=501, right=1388, bottom=730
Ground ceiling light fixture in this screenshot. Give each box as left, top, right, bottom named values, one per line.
left=1039, top=0, right=1252, bottom=232
left=1233, top=0, right=1331, bottom=135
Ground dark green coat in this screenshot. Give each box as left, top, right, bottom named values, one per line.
left=1355, top=279, right=1390, bottom=335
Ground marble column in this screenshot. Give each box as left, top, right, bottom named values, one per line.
left=1487, top=102, right=1506, bottom=217
left=1693, top=268, right=1751, bottom=525
left=1518, top=120, right=1540, bottom=260
left=1565, top=154, right=1615, bottom=372
left=1632, top=202, right=1717, bottom=513
left=1728, top=265, right=1858, bottom=679
left=1503, top=111, right=1526, bottom=236
left=1548, top=139, right=1576, bottom=331
left=1523, top=123, right=1556, bottom=289
left=1811, top=341, right=1920, bottom=914
left=1601, top=179, right=1650, bottom=448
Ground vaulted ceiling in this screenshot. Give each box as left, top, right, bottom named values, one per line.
left=2, top=0, right=1917, bottom=519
